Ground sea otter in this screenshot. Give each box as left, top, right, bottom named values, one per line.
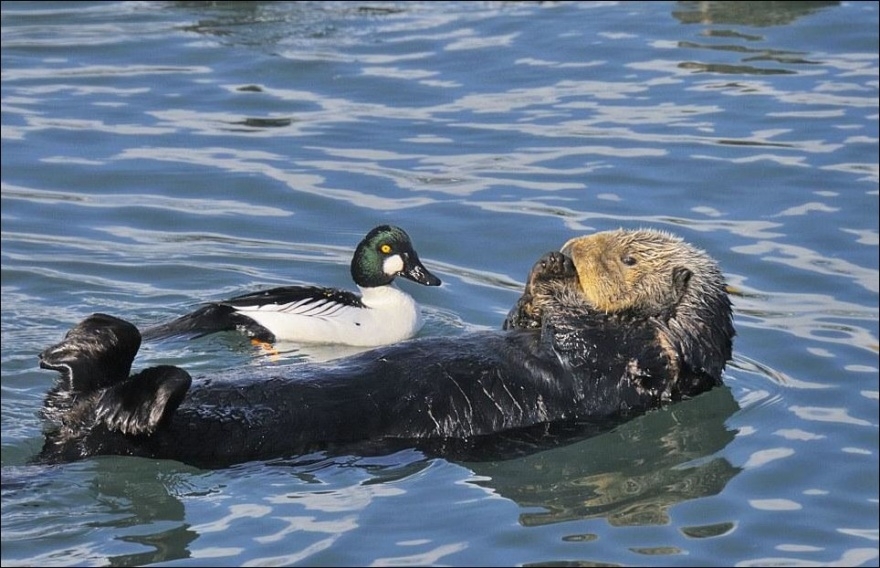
left=34, top=229, right=735, bottom=468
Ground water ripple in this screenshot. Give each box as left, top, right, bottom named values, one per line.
left=2, top=1, right=877, bottom=566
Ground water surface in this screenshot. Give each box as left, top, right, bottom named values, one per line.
left=2, top=1, right=878, bottom=566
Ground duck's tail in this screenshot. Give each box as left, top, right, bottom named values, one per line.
left=141, top=304, right=273, bottom=342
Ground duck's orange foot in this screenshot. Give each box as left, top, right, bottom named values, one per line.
left=251, top=338, right=280, bottom=358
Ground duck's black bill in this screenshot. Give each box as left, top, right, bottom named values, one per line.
left=401, top=253, right=442, bottom=286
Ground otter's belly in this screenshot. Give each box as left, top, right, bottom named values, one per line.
left=135, top=327, right=683, bottom=467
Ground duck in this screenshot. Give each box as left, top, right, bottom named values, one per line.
left=34, top=229, right=734, bottom=468
left=142, top=225, right=441, bottom=346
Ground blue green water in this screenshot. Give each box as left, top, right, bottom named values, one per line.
left=2, top=1, right=877, bottom=566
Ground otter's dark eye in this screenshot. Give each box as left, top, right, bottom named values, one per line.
left=621, top=255, right=637, bottom=266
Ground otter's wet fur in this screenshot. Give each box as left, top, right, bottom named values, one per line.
left=35, top=229, right=735, bottom=467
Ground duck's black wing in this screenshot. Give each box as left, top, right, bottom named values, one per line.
left=141, top=286, right=364, bottom=342
left=221, top=286, right=364, bottom=310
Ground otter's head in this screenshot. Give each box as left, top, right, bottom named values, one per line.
left=561, top=229, right=735, bottom=385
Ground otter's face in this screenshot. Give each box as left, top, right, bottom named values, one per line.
left=560, top=229, right=695, bottom=317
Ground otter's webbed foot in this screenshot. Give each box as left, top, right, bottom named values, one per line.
left=503, top=251, right=577, bottom=330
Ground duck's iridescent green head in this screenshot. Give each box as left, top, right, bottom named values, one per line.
left=351, top=225, right=441, bottom=288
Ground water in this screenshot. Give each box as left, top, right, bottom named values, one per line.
left=2, top=1, right=877, bottom=566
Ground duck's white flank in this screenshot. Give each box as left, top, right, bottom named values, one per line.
left=231, top=284, right=423, bottom=346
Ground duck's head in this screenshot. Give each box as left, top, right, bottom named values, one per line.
left=351, top=225, right=442, bottom=288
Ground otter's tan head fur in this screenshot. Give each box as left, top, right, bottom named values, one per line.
left=562, top=229, right=717, bottom=317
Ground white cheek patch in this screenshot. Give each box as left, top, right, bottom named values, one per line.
left=383, top=254, right=404, bottom=275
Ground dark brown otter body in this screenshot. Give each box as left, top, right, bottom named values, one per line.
left=35, top=229, right=734, bottom=468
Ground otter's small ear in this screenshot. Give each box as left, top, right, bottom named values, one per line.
left=95, top=365, right=192, bottom=436
left=672, top=267, right=693, bottom=302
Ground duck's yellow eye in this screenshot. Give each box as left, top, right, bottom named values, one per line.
left=380, top=244, right=392, bottom=254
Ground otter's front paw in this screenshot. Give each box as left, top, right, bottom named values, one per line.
left=504, top=252, right=577, bottom=331
left=503, top=294, right=542, bottom=330
left=527, top=251, right=577, bottom=289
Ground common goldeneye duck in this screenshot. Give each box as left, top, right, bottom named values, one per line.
left=142, top=225, right=441, bottom=346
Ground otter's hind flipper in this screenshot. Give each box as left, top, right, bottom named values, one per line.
left=37, top=315, right=193, bottom=464
left=39, top=313, right=141, bottom=394
left=96, top=365, right=192, bottom=435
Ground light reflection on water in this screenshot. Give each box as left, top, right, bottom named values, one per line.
left=1, top=1, right=877, bottom=566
